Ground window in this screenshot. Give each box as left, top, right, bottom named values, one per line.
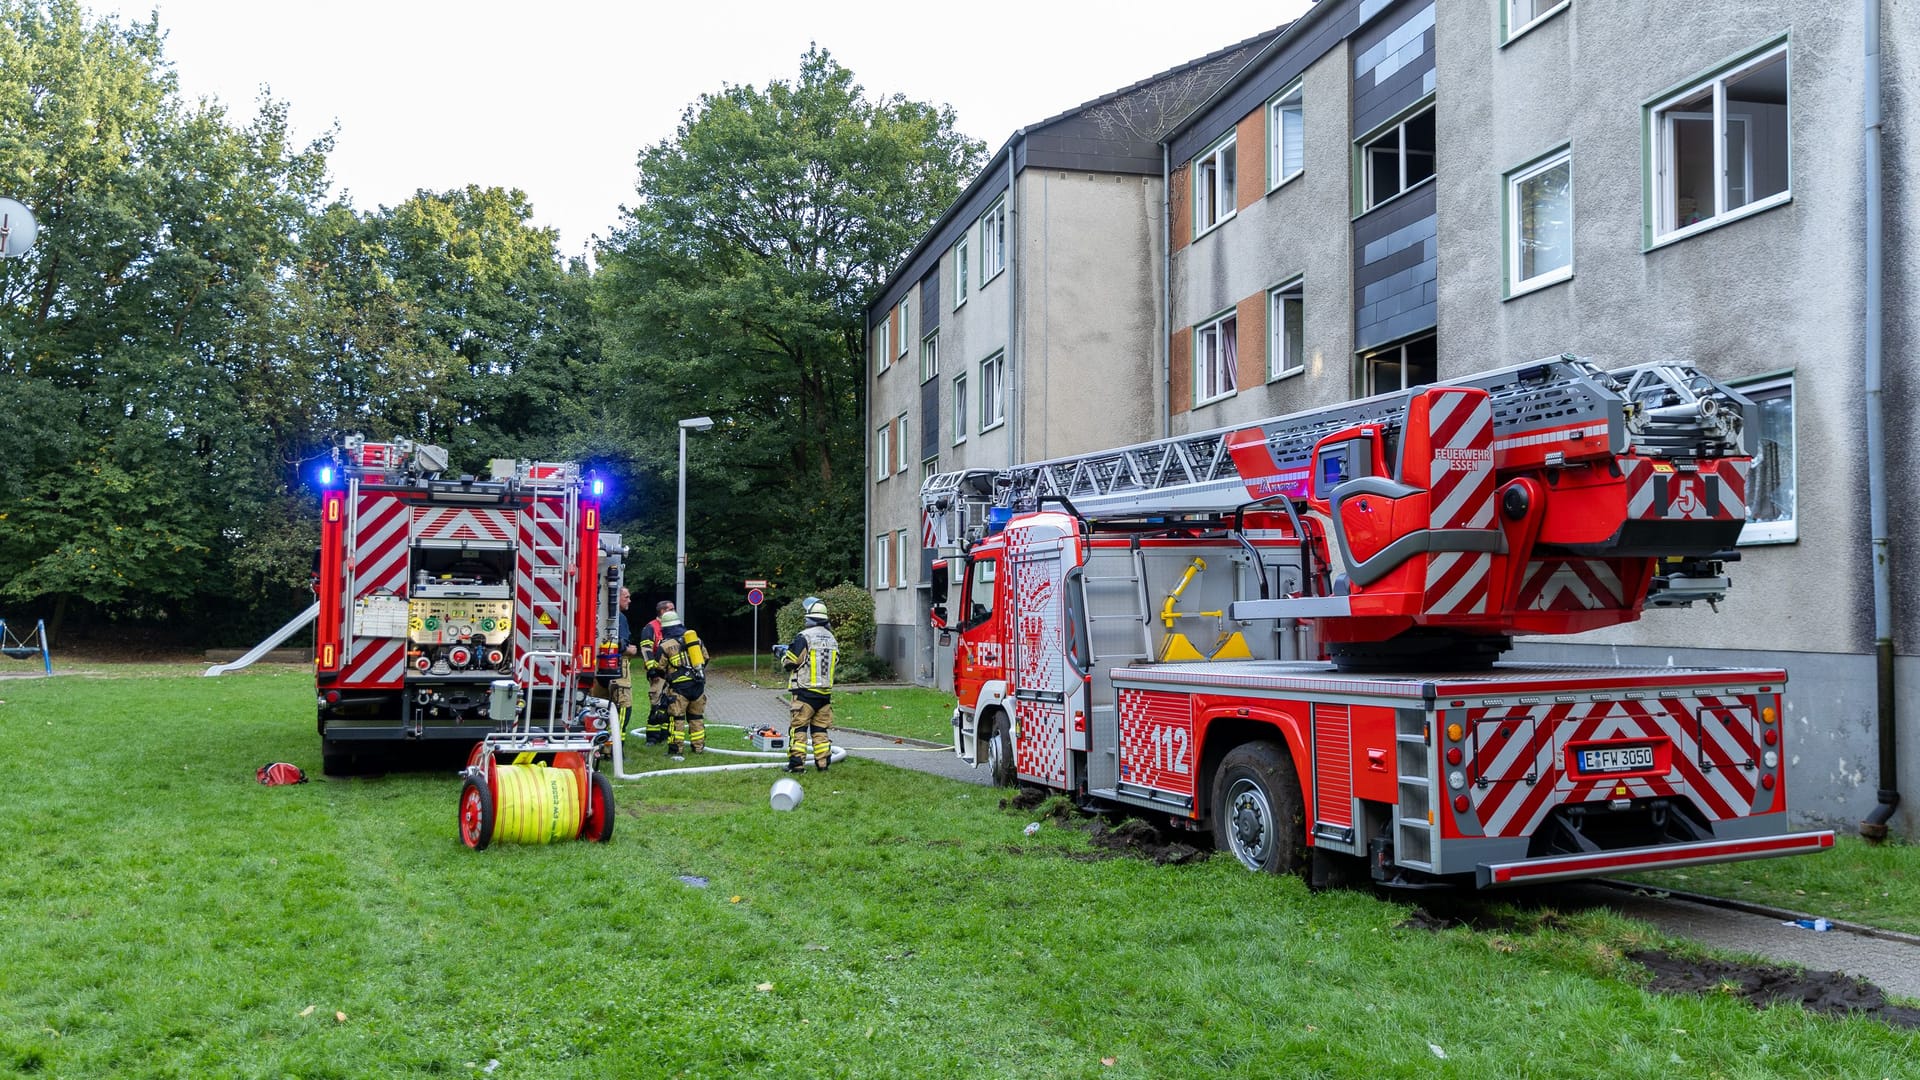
left=874, top=534, right=891, bottom=590
left=875, top=314, right=891, bottom=373
left=1739, top=376, right=1795, bottom=543
left=980, top=351, right=1006, bottom=431
left=1194, top=311, right=1238, bottom=405
left=1504, top=0, right=1568, bottom=42
left=896, top=412, right=911, bottom=474
left=955, top=236, right=970, bottom=307
left=896, top=301, right=911, bottom=359
left=921, top=455, right=939, bottom=487
left=1363, top=334, right=1437, bottom=394
left=895, top=529, right=910, bottom=587
left=963, top=556, right=997, bottom=625
left=1268, top=83, right=1304, bottom=189
left=1361, top=104, right=1435, bottom=210
left=1193, top=135, right=1237, bottom=234
left=1507, top=148, right=1573, bottom=294
left=952, top=371, right=968, bottom=442
left=980, top=198, right=1007, bottom=282
left=1268, top=280, right=1303, bottom=380
left=875, top=422, right=891, bottom=482
left=1650, top=42, right=1789, bottom=242
left=920, top=331, right=939, bottom=382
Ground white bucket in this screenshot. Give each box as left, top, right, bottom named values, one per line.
left=770, top=777, right=804, bottom=812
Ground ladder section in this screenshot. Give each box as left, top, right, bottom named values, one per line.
left=930, top=357, right=1755, bottom=526
left=1081, top=544, right=1154, bottom=666
left=1393, top=708, right=1435, bottom=870
left=516, top=492, right=573, bottom=686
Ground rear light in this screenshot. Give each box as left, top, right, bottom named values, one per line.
left=1447, top=770, right=1465, bottom=790
left=324, top=690, right=340, bottom=704
left=1445, top=747, right=1462, bottom=766
left=1452, top=794, right=1469, bottom=813
left=1761, top=774, right=1776, bottom=790
left=1446, top=722, right=1463, bottom=742
left=1764, top=728, right=1778, bottom=746
left=1762, top=705, right=1777, bottom=724
left=1763, top=750, right=1779, bottom=769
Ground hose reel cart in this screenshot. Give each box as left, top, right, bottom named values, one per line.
left=458, top=653, right=617, bottom=850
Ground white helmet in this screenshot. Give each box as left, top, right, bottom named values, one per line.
left=660, top=610, right=683, bottom=628
left=803, top=597, right=828, bottom=623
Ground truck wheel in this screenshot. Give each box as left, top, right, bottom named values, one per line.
left=321, top=738, right=353, bottom=777
left=986, top=711, right=1017, bottom=787
left=458, top=778, right=495, bottom=850
left=583, top=770, right=616, bottom=843
left=1212, top=742, right=1306, bottom=876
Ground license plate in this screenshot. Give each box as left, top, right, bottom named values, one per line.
left=1579, top=745, right=1654, bottom=774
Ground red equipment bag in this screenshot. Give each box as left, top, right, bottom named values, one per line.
left=256, top=762, right=308, bottom=786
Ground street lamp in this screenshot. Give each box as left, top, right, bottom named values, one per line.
left=676, top=416, right=715, bottom=618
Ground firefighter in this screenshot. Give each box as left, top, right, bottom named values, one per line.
left=610, top=587, right=636, bottom=735
left=780, top=596, right=838, bottom=772
left=637, top=600, right=676, bottom=744
left=648, top=610, right=709, bottom=755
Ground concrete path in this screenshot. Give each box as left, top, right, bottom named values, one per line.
left=680, top=671, right=992, bottom=788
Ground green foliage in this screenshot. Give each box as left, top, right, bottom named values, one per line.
left=3, top=669, right=1915, bottom=1078
left=595, top=46, right=983, bottom=629
left=774, top=582, right=873, bottom=648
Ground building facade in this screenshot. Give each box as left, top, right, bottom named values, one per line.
left=868, top=0, right=1919, bottom=835
left=864, top=31, right=1282, bottom=684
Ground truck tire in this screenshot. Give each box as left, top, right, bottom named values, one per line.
left=1212, top=742, right=1306, bottom=876
left=986, top=710, right=1017, bottom=788
left=321, top=737, right=353, bottom=777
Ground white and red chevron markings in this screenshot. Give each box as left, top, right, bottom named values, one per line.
left=412, top=506, right=513, bottom=542
left=1623, top=458, right=1749, bottom=522
left=341, top=494, right=407, bottom=688
left=1466, top=696, right=1762, bottom=839
left=1423, top=389, right=1494, bottom=615
left=1518, top=559, right=1625, bottom=611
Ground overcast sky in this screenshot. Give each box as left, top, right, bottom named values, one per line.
left=96, top=0, right=1311, bottom=257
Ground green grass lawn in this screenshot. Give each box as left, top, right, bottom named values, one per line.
left=3, top=668, right=1917, bottom=1078
left=1624, top=834, right=1920, bottom=934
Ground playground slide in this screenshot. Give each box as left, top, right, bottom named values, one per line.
left=203, top=602, right=320, bottom=677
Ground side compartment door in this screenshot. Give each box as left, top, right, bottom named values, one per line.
left=1009, top=520, right=1082, bottom=789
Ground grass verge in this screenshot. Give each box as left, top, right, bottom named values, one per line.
left=2, top=669, right=1916, bottom=1077
left=1623, top=834, right=1920, bottom=934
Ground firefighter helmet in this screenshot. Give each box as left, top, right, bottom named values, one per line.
left=803, top=597, right=828, bottom=623
left=660, top=611, right=683, bottom=628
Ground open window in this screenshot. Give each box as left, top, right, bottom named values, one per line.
left=960, top=556, right=997, bottom=629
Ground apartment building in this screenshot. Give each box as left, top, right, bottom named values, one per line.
left=863, top=29, right=1283, bottom=683
left=869, top=0, right=1918, bottom=832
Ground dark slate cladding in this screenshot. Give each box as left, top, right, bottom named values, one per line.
left=1352, top=181, right=1437, bottom=352
left=919, top=265, right=940, bottom=332
left=920, top=376, right=940, bottom=460
left=1165, top=0, right=1357, bottom=167
left=1352, top=0, right=1435, bottom=135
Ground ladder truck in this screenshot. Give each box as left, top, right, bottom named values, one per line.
left=921, top=356, right=1833, bottom=888
left=314, top=436, right=617, bottom=775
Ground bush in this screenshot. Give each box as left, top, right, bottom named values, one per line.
left=773, top=582, right=873, bottom=648
left=772, top=582, right=892, bottom=683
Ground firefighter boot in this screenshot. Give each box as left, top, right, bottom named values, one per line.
left=688, top=714, right=706, bottom=754
left=813, top=730, right=832, bottom=772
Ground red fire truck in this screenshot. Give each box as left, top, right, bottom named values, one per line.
left=313, top=437, right=617, bottom=775
left=922, top=358, right=1833, bottom=888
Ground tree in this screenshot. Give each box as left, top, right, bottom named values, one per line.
left=595, top=47, right=983, bottom=625
left=0, top=0, right=333, bottom=638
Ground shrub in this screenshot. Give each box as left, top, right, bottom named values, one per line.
left=772, top=582, right=891, bottom=682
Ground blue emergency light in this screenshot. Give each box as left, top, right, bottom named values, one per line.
left=591, top=477, right=605, bottom=497
left=319, top=465, right=335, bottom=487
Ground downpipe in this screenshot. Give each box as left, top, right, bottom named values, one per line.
left=1860, top=0, right=1901, bottom=840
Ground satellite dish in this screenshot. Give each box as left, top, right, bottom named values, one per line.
left=0, top=198, right=40, bottom=258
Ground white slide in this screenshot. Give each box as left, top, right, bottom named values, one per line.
left=203, top=602, right=320, bottom=676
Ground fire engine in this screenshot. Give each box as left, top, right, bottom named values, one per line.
left=313, top=436, right=620, bottom=775
left=922, top=357, right=1834, bottom=888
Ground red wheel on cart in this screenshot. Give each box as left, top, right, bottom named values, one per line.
left=583, top=770, right=615, bottom=843
left=458, top=777, right=496, bottom=850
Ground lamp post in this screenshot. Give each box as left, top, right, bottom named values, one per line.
left=676, top=416, right=715, bottom=618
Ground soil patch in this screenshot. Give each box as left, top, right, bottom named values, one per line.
left=1628, top=948, right=1920, bottom=1029
left=1001, top=786, right=1210, bottom=866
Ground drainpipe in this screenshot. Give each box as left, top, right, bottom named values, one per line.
left=863, top=320, right=871, bottom=594
left=1007, top=140, right=1020, bottom=465
left=1860, top=0, right=1901, bottom=840
left=1162, top=142, right=1173, bottom=439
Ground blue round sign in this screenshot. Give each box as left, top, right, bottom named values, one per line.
left=747, top=588, right=765, bottom=607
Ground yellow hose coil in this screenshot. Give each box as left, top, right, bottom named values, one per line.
left=492, top=762, right=582, bottom=844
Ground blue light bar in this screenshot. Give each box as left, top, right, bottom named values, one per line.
left=319, top=465, right=334, bottom=486
left=591, top=477, right=605, bottom=497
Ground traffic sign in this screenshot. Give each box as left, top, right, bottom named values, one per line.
left=747, top=588, right=765, bottom=607
left=744, top=579, right=769, bottom=589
